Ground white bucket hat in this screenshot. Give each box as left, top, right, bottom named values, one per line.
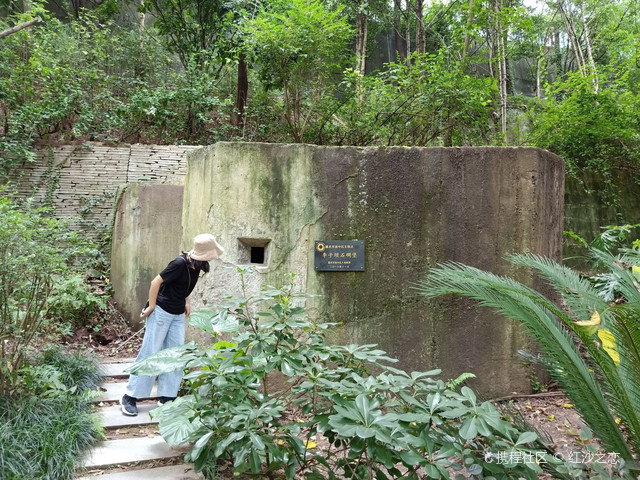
left=189, top=233, right=224, bottom=261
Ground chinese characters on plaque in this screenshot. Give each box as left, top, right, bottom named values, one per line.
left=314, top=241, right=365, bottom=272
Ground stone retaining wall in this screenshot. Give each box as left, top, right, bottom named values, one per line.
left=7, top=143, right=200, bottom=239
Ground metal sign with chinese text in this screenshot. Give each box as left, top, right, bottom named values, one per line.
left=314, top=241, right=365, bottom=271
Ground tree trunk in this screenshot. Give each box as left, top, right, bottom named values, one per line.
left=462, top=0, right=476, bottom=60
left=355, top=12, right=368, bottom=74
left=559, top=0, right=586, bottom=77
left=139, top=0, right=146, bottom=30
left=536, top=54, right=543, bottom=99
left=494, top=0, right=507, bottom=138
left=394, top=0, right=406, bottom=61
left=579, top=0, right=598, bottom=92
left=232, top=52, right=249, bottom=128
left=405, top=0, right=412, bottom=67
left=415, top=0, right=425, bottom=54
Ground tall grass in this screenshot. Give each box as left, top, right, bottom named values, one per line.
left=41, top=347, right=102, bottom=392
left=0, top=348, right=102, bottom=480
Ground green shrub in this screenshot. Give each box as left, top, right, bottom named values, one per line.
left=0, top=191, right=100, bottom=396
left=0, top=348, right=101, bottom=480
left=46, top=274, right=107, bottom=332
left=310, top=53, right=498, bottom=147
left=40, top=346, right=102, bottom=392
left=130, top=270, right=609, bottom=479
left=527, top=73, right=640, bottom=185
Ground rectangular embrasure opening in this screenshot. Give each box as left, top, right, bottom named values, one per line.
left=238, top=238, right=271, bottom=266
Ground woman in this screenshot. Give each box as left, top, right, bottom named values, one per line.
left=120, top=233, right=223, bottom=416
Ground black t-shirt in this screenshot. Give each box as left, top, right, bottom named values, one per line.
left=156, top=256, right=201, bottom=314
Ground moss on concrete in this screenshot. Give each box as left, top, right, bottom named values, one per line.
left=110, top=183, right=184, bottom=329
left=179, top=143, right=564, bottom=397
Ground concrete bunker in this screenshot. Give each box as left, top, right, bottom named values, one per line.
left=112, top=142, right=564, bottom=397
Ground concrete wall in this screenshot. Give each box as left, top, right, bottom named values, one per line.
left=110, top=183, right=185, bottom=329
left=7, top=143, right=636, bottom=259
left=181, top=142, right=565, bottom=397
left=564, top=168, right=640, bottom=265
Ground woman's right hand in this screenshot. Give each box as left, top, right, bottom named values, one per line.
left=140, top=305, right=154, bottom=319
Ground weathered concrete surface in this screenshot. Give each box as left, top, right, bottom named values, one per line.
left=93, top=382, right=158, bottom=403
left=181, top=143, right=564, bottom=397
left=564, top=168, right=640, bottom=267
left=110, top=183, right=184, bottom=328
left=83, top=437, right=188, bottom=468
left=76, top=464, right=203, bottom=480
left=100, top=361, right=135, bottom=378
left=98, top=403, right=158, bottom=428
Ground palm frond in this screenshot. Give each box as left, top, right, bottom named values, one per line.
left=416, top=262, right=634, bottom=460
left=508, top=252, right=640, bottom=454
left=590, top=249, right=640, bottom=304
left=603, top=307, right=640, bottom=453
left=517, top=349, right=562, bottom=375
left=592, top=272, right=618, bottom=302
left=507, top=253, right=610, bottom=322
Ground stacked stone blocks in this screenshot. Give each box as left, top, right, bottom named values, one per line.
left=8, top=143, right=199, bottom=239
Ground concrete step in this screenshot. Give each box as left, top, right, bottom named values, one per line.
left=94, top=381, right=157, bottom=403
left=100, top=361, right=135, bottom=378
left=98, top=402, right=159, bottom=428
left=76, top=463, right=204, bottom=479
left=83, top=437, right=189, bottom=469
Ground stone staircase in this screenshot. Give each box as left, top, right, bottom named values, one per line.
left=77, top=360, right=204, bottom=480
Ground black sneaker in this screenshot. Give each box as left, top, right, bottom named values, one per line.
left=120, top=394, right=138, bottom=416
left=157, top=396, right=176, bottom=406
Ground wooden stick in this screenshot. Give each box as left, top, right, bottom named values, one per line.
left=490, top=391, right=567, bottom=403
left=0, top=18, right=40, bottom=39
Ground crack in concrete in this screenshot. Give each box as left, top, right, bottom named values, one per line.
left=333, top=172, right=359, bottom=188
left=267, top=208, right=329, bottom=273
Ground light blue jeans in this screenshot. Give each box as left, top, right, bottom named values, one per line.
left=125, top=305, right=185, bottom=399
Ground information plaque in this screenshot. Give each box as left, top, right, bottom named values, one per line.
left=314, top=241, right=365, bottom=272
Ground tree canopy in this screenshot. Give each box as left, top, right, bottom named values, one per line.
left=1, top=0, right=640, bottom=180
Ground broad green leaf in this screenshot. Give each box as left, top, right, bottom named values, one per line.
left=440, top=407, right=471, bottom=419
left=188, top=310, right=218, bottom=334
left=126, top=342, right=196, bottom=375
left=466, top=463, right=482, bottom=475
left=249, top=432, right=265, bottom=450
left=280, top=360, right=295, bottom=376
left=411, top=369, right=442, bottom=379
left=156, top=397, right=201, bottom=445
left=428, top=392, right=441, bottom=413
left=211, top=310, right=241, bottom=333
left=355, top=426, right=376, bottom=439
left=515, top=431, right=537, bottom=445
left=459, top=417, right=478, bottom=440
left=188, top=431, right=213, bottom=461
left=369, top=443, right=395, bottom=468
left=232, top=442, right=252, bottom=468
left=400, top=449, right=425, bottom=466
left=355, top=394, right=377, bottom=423
left=249, top=447, right=261, bottom=474
left=424, top=463, right=440, bottom=479
left=460, top=386, right=476, bottom=405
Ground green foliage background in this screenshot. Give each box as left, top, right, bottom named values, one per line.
left=1, top=0, right=640, bottom=186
